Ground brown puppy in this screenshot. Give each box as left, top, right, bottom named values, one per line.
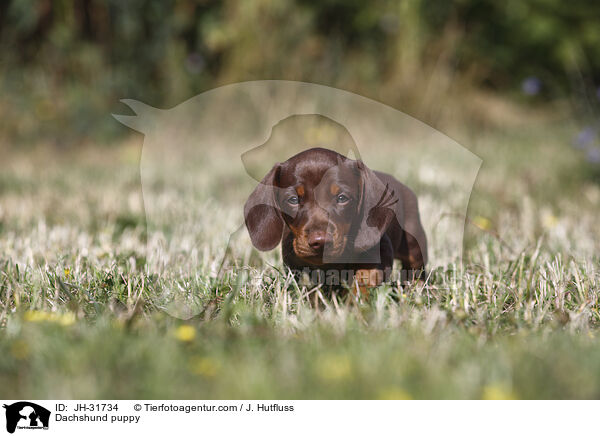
left=244, top=148, right=427, bottom=291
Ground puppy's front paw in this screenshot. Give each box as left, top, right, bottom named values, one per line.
left=353, top=269, right=383, bottom=299
left=355, top=268, right=383, bottom=287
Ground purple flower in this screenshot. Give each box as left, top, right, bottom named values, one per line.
left=574, top=127, right=597, bottom=149
left=521, top=76, right=542, bottom=95
left=587, top=147, right=600, bottom=164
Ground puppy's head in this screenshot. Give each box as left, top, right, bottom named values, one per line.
left=244, top=148, right=398, bottom=264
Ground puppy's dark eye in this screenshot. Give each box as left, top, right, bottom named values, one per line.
left=287, top=196, right=299, bottom=205
left=336, top=194, right=350, bottom=204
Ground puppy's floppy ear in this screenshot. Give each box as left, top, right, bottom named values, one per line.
left=353, top=161, right=401, bottom=252
left=244, top=164, right=284, bottom=251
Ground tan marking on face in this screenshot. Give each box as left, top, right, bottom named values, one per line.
left=296, top=185, right=305, bottom=197
left=330, top=184, right=340, bottom=196
left=288, top=223, right=303, bottom=238
left=289, top=223, right=316, bottom=261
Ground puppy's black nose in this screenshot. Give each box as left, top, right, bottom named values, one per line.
left=308, top=231, right=329, bottom=251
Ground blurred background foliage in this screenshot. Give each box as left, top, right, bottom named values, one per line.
left=0, top=0, right=599, bottom=144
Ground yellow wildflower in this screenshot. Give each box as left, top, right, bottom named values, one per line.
left=472, top=216, right=492, bottom=231
left=174, top=325, right=196, bottom=342
left=57, top=312, right=76, bottom=326
left=541, top=213, right=558, bottom=230
left=378, top=388, right=413, bottom=400
left=24, top=310, right=75, bottom=326
left=189, top=357, right=220, bottom=377
left=482, top=384, right=517, bottom=400
left=315, top=354, right=352, bottom=381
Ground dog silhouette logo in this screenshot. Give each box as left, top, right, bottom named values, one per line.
left=3, top=402, right=50, bottom=433
left=113, top=80, right=481, bottom=318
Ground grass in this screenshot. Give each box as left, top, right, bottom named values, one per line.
left=1, top=118, right=599, bottom=399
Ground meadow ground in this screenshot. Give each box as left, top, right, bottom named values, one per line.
left=1, top=118, right=599, bottom=399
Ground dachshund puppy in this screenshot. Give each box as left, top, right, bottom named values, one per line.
left=244, top=148, right=427, bottom=292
